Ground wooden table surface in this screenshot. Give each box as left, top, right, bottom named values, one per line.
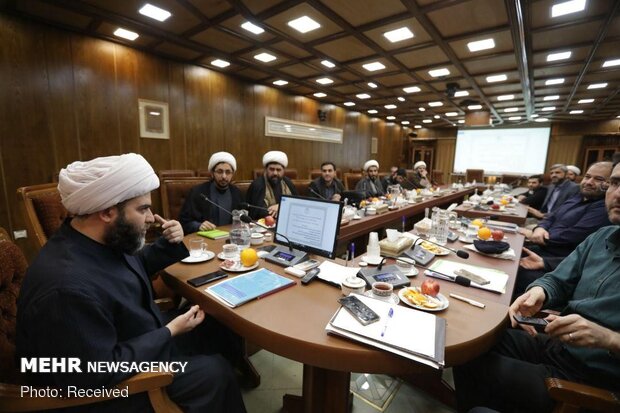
left=454, top=202, right=529, bottom=226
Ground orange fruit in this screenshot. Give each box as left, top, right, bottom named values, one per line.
left=471, top=219, right=484, bottom=228
left=478, top=227, right=492, bottom=240
left=240, top=248, right=258, bottom=267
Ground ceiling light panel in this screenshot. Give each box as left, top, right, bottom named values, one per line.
left=545, top=78, right=565, bottom=85
left=362, top=61, right=386, bottom=72
left=384, top=104, right=397, bottom=109
left=602, top=59, right=620, bottom=68
left=401, top=121, right=410, bottom=125
left=445, top=112, right=458, bottom=116
left=139, top=4, right=171, bottom=21
left=428, top=101, right=443, bottom=107
left=321, top=60, right=335, bottom=68
left=467, top=38, right=495, bottom=52
left=114, top=28, right=139, bottom=41
left=468, top=104, right=482, bottom=110
left=486, top=74, right=507, bottom=83
left=403, top=86, right=421, bottom=93
left=578, top=99, right=594, bottom=103
left=272, top=80, right=288, bottom=86
left=397, top=97, right=405, bottom=102
left=254, top=52, right=276, bottom=62
left=241, top=21, right=264, bottom=34
left=570, top=110, right=584, bottom=114
left=313, top=92, right=326, bottom=97
left=423, top=119, right=432, bottom=123
left=316, top=77, right=333, bottom=85
left=504, top=107, right=518, bottom=112
left=386, top=116, right=395, bottom=120
left=415, top=125, right=422, bottom=128
left=356, top=93, right=371, bottom=99
left=454, top=91, right=469, bottom=97
left=542, top=106, right=555, bottom=111
left=343, top=102, right=355, bottom=106
left=543, top=95, right=559, bottom=101
left=428, top=68, right=450, bottom=77
left=497, top=94, right=514, bottom=101
left=287, top=16, right=321, bottom=33
left=551, top=0, right=587, bottom=18
left=367, top=109, right=378, bottom=114
left=383, top=27, right=414, bottom=43
left=211, top=59, right=230, bottom=68
left=367, top=82, right=378, bottom=88
left=587, top=83, right=607, bottom=89
left=508, top=116, right=521, bottom=120
left=546, top=51, right=572, bottom=62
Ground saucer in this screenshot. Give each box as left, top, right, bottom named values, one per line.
left=217, top=252, right=238, bottom=260
left=220, top=261, right=259, bottom=272
left=363, top=290, right=400, bottom=305
left=361, top=255, right=383, bottom=265
left=182, top=251, right=215, bottom=263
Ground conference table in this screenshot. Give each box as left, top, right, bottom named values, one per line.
left=454, top=202, right=529, bottom=226
left=162, top=207, right=524, bottom=413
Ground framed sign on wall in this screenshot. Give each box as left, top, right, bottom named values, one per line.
left=138, top=99, right=169, bottom=139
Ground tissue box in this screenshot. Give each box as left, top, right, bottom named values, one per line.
left=375, top=204, right=389, bottom=214
left=379, top=236, right=414, bottom=257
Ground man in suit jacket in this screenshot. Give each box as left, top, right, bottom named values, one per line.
left=179, top=151, right=242, bottom=234
left=518, top=174, right=547, bottom=211
left=309, top=161, right=344, bottom=201
left=528, top=164, right=579, bottom=219
left=16, top=153, right=246, bottom=413
left=246, top=150, right=298, bottom=219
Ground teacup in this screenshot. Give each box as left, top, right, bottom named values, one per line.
left=189, top=239, right=206, bottom=258
left=250, top=233, right=264, bottom=245
left=371, top=281, right=393, bottom=297
left=222, top=243, right=238, bottom=259
left=341, top=276, right=366, bottom=296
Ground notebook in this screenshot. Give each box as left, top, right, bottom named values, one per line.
left=197, top=229, right=229, bottom=239
left=206, top=268, right=295, bottom=307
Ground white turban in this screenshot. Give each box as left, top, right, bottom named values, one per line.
left=59, top=153, right=159, bottom=215
left=262, top=151, right=288, bottom=168
left=566, top=165, right=581, bottom=176
left=363, top=160, right=379, bottom=171
left=208, top=151, right=236, bottom=171
left=414, top=161, right=427, bottom=170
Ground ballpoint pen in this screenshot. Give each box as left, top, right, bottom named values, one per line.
left=449, top=293, right=485, bottom=308
left=350, top=243, right=355, bottom=261
left=381, top=307, right=394, bottom=337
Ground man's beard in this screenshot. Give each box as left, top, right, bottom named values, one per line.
left=269, top=176, right=282, bottom=186
left=103, top=213, right=146, bottom=255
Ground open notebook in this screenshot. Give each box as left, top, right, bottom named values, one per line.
left=326, top=293, right=445, bottom=369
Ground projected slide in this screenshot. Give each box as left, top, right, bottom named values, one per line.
left=454, top=127, right=550, bottom=175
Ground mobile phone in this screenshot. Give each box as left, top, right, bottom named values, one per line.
left=187, top=270, right=228, bottom=287
left=338, top=295, right=380, bottom=326
left=512, top=314, right=548, bottom=327
left=301, top=268, right=321, bottom=285
left=294, top=259, right=321, bottom=272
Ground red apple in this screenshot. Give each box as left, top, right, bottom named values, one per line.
left=491, top=204, right=500, bottom=210
left=421, top=279, right=440, bottom=297
left=491, top=229, right=505, bottom=241
left=264, top=215, right=276, bottom=227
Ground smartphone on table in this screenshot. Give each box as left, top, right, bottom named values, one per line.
left=187, top=270, right=228, bottom=287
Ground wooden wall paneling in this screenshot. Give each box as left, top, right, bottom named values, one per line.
left=113, top=44, right=140, bottom=155
left=183, top=66, right=212, bottom=174
left=545, top=134, right=583, bottom=170
left=72, top=36, right=122, bottom=159
left=435, top=138, right=457, bottom=183
left=167, top=62, right=188, bottom=170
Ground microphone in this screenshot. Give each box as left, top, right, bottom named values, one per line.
left=200, top=194, right=232, bottom=216
left=309, top=187, right=326, bottom=200
left=412, top=237, right=469, bottom=259
left=239, top=202, right=270, bottom=212
left=239, top=214, right=293, bottom=252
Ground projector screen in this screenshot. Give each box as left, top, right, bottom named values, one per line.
left=454, top=127, right=551, bottom=176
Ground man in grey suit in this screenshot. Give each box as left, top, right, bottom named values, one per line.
left=528, top=164, right=579, bottom=220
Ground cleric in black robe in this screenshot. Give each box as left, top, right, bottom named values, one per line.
left=16, top=153, right=246, bottom=413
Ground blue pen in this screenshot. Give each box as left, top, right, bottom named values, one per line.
left=350, top=243, right=355, bottom=261
left=381, top=307, right=394, bottom=337
left=402, top=216, right=406, bottom=233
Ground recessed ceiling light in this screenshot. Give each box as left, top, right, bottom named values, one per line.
left=468, top=104, right=483, bottom=110
left=383, top=27, right=414, bottom=43
left=418, top=107, right=426, bottom=112
left=321, top=60, right=335, bottom=68
left=254, top=52, right=276, bottom=62
left=602, top=59, right=620, bottom=68
left=114, top=28, right=139, bottom=41
left=429, top=68, right=450, bottom=77
left=458, top=119, right=465, bottom=124
left=617, top=115, right=620, bottom=118
left=467, top=38, right=495, bottom=52
left=570, top=110, right=584, bottom=114
left=546, top=78, right=565, bottom=85
left=542, top=106, right=556, bottom=111
left=578, top=98, right=595, bottom=104
left=434, top=115, right=440, bottom=119
left=211, top=59, right=230, bottom=68
left=384, top=104, right=397, bottom=109
left=241, top=21, right=264, bottom=34
left=486, top=74, right=507, bottom=83
left=504, top=107, right=519, bottom=112
left=316, top=77, right=333, bottom=85
left=508, top=116, right=521, bottom=121
left=343, top=102, right=355, bottom=106
left=544, top=95, right=560, bottom=101
left=386, top=115, right=396, bottom=120
left=356, top=93, right=371, bottom=99
left=367, top=82, right=378, bottom=88
left=362, top=61, right=386, bottom=72
left=428, top=101, right=443, bottom=107
left=401, top=121, right=410, bottom=125
left=313, top=92, right=326, bottom=98
left=368, top=109, right=378, bottom=114
left=454, top=90, right=469, bottom=97
left=587, top=83, right=608, bottom=89
left=547, top=51, right=572, bottom=62
left=551, top=0, right=586, bottom=18
left=403, top=86, right=421, bottom=93
left=273, top=80, right=288, bottom=87
left=397, top=97, right=405, bottom=102
left=531, top=114, right=539, bottom=118
left=415, top=125, right=422, bottom=129
left=446, top=112, right=458, bottom=116
left=287, top=16, right=321, bottom=33
left=423, top=119, right=432, bottom=123
left=139, top=4, right=171, bottom=21
left=497, top=94, right=514, bottom=101
left=535, top=118, right=549, bottom=122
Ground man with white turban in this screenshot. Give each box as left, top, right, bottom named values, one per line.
left=411, top=161, right=432, bottom=189
left=355, top=159, right=385, bottom=198
left=17, top=153, right=246, bottom=413
left=246, top=150, right=298, bottom=219
left=179, top=151, right=242, bottom=233
left=566, top=165, right=581, bottom=182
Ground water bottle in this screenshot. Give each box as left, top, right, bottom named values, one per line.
left=431, top=208, right=449, bottom=245
left=230, top=210, right=251, bottom=252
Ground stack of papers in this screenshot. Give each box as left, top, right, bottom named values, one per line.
left=316, top=260, right=360, bottom=286
left=326, top=293, right=445, bottom=369
left=427, top=259, right=509, bottom=293
left=206, top=268, right=295, bottom=307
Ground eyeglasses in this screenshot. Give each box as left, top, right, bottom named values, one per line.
left=214, top=169, right=233, bottom=176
